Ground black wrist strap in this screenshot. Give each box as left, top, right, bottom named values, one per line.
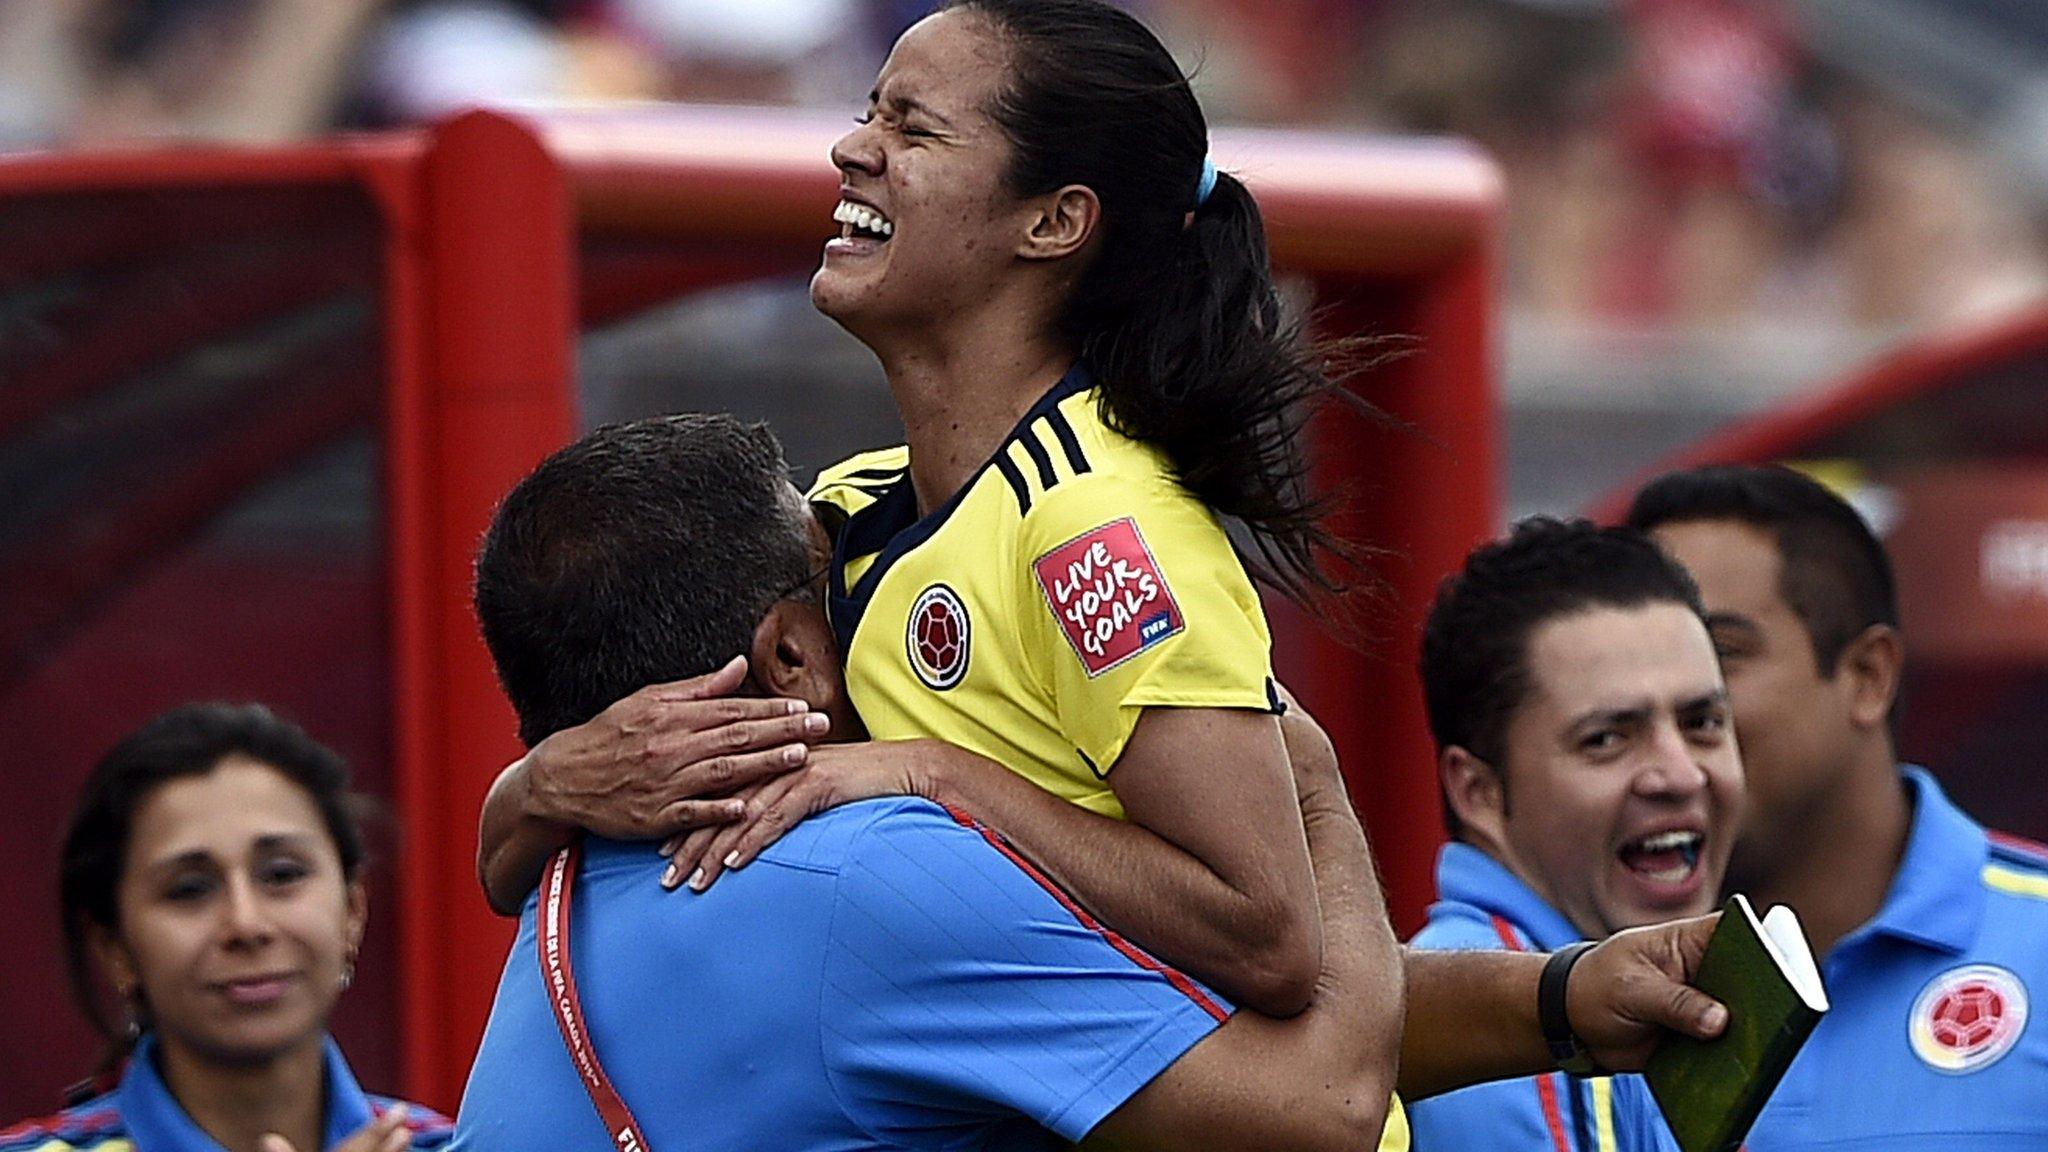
left=1539, top=941, right=1605, bottom=1078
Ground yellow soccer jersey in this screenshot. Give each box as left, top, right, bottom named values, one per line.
left=809, top=364, right=1277, bottom=819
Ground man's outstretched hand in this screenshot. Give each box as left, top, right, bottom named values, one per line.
left=1567, top=913, right=1729, bottom=1072
left=1400, top=914, right=1729, bottom=1099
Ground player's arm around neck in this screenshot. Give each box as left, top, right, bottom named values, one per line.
left=476, top=661, right=828, bottom=913
left=1083, top=710, right=1403, bottom=1151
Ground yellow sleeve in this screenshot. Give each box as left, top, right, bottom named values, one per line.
left=806, top=445, right=909, bottom=522
left=1019, top=469, right=1275, bottom=774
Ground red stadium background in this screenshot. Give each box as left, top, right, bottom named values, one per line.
left=0, top=107, right=1500, bottom=1115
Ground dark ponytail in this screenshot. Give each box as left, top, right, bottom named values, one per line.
left=949, top=0, right=1387, bottom=608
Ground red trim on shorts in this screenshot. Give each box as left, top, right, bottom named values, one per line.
left=941, top=804, right=1229, bottom=1022
left=1488, top=915, right=1574, bottom=1152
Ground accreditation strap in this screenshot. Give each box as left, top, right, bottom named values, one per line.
left=542, top=843, right=654, bottom=1152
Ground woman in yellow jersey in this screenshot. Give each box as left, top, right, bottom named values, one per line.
left=477, top=0, right=1390, bottom=1023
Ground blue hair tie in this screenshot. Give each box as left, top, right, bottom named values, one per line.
left=1195, top=156, right=1218, bottom=208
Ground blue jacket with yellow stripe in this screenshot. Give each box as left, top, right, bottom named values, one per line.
left=1742, top=766, right=2048, bottom=1150
left=0, top=1035, right=449, bottom=1152
left=1405, top=843, right=1681, bottom=1152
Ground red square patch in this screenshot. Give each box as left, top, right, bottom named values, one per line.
left=1033, top=517, right=1184, bottom=676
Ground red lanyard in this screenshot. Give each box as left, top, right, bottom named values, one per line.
left=542, top=843, right=653, bottom=1152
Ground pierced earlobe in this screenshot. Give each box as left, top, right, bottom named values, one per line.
left=114, top=983, right=142, bottom=1041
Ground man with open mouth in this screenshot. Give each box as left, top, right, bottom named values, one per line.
left=1406, top=517, right=1744, bottom=1152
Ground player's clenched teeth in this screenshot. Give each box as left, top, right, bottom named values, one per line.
left=1617, top=828, right=1703, bottom=884
left=834, top=199, right=894, bottom=240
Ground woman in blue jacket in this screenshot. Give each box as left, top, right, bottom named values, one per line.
left=0, top=703, right=451, bottom=1152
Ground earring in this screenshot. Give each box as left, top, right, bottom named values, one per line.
left=339, top=949, right=357, bottom=993
left=116, top=984, right=141, bottom=1041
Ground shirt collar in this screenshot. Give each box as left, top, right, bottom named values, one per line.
left=1839, top=765, right=1987, bottom=956
left=1433, top=841, right=1587, bottom=951
left=827, top=359, right=1095, bottom=654
left=118, top=1033, right=373, bottom=1151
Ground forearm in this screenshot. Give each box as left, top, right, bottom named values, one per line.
left=1292, top=761, right=1404, bottom=1096
left=1397, top=949, right=1550, bottom=1099
left=477, top=757, right=575, bottom=916
left=920, top=743, right=1314, bottom=1016
left=1085, top=753, right=1402, bottom=1151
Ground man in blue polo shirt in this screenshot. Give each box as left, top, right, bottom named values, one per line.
left=1630, top=464, right=2048, bottom=1150
left=1405, top=518, right=1743, bottom=1152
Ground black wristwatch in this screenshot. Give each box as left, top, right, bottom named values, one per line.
left=1538, top=941, right=1606, bottom=1078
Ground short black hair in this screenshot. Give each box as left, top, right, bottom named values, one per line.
left=474, top=414, right=813, bottom=747
left=1419, top=517, right=1707, bottom=838
left=59, top=702, right=364, bottom=1067
left=1624, top=464, right=1898, bottom=675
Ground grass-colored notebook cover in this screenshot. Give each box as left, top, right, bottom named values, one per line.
left=1644, top=894, right=1829, bottom=1152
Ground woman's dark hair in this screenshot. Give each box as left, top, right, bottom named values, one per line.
left=945, top=0, right=1384, bottom=607
left=57, top=702, right=365, bottom=1072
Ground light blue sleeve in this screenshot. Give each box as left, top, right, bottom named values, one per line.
left=1407, top=1072, right=1680, bottom=1152
left=1407, top=1072, right=1580, bottom=1152
left=819, top=800, right=1232, bottom=1146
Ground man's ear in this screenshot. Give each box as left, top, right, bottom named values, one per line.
left=1441, top=745, right=1509, bottom=852
left=1837, top=623, right=1904, bottom=730
left=749, top=601, right=833, bottom=703
left=1016, top=185, right=1099, bottom=262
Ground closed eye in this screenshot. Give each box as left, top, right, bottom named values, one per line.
left=164, top=873, right=216, bottom=903
left=259, top=858, right=312, bottom=887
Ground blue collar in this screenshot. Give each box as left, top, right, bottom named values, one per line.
left=1432, top=841, right=1587, bottom=951
left=117, top=1033, right=375, bottom=1151
left=1835, top=765, right=1987, bottom=956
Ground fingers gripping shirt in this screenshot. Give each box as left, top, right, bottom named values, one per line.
left=809, top=367, right=1276, bottom=818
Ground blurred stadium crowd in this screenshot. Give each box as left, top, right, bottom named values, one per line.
left=2, top=0, right=2042, bottom=331
left=3, top=0, right=2043, bottom=511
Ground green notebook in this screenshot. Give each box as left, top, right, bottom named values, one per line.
left=1644, top=894, right=1829, bottom=1152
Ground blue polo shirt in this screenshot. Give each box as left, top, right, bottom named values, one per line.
left=452, top=796, right=1230, bottom=1151
left=1405, top=842, right=1681, bottom=1152
left=1744, top=767, right=2048, bottom=1150
left=0, top=1035, right=451, bottom=1152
